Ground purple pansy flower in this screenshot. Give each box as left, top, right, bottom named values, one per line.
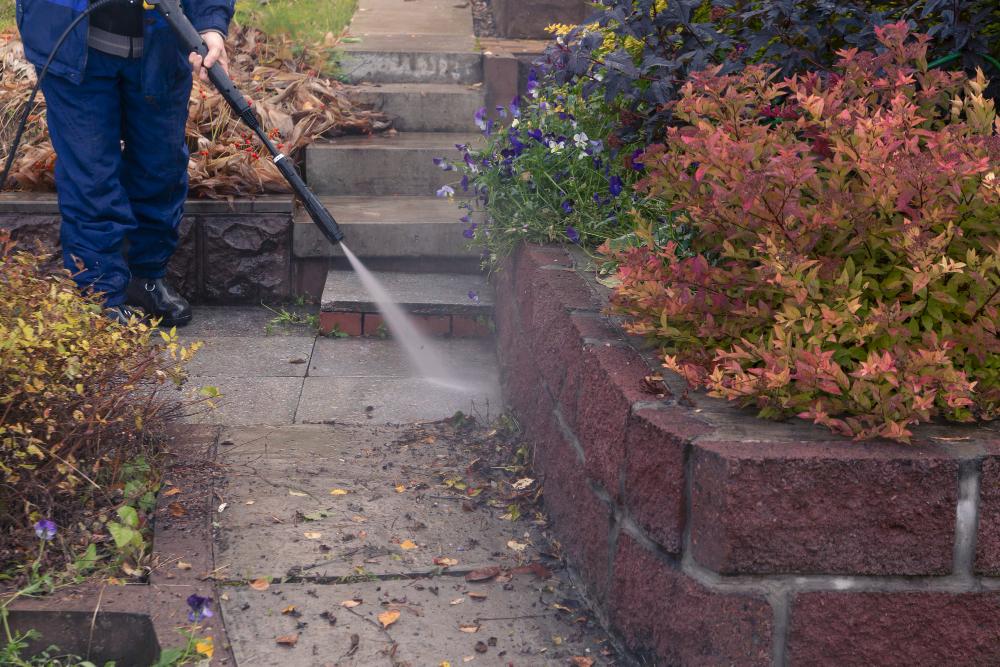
left=526, top=128, right=544, bottom=143
left=187, top=594, right=214, bottom=623
left=509, top=96, right=521, bottom=119
left=495, top=105, right=508, bottom=119
left=561, top=199, right=574, bottom=215
left=461, top=174, right=470, bottom=191
left=526, top=69, right=539, bottom=96
left=629, top=149, right=645, bottom=171
left=463, top=224, right=478, bottom=239
left=436, top=185, right=455, bottom=198
left=565, top=226, right=580, bottom=243
left=474, top=107, right=488, bottom=131
left=34, top=519, right=56, bottom=541
left=468, top=290, right=480, bottom=303
left=433, top=157, right=454, bottom=171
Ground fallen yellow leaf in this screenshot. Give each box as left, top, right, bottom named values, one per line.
left=341, top=599, right=362, bottom=608
left=450, top=597, right=465, bottom=605
left=195, top=637, right=214, bottom=658
left=351, top=515, right=367, bottom=523
left=249, top=577, right=270, bottom=591
left=400, top=539, right=418, bottom=550
left=433, top=557, right=458, bottom=567
left=288, top=490, right=308, bottom=497
left=459, top=623, right=480, bottom=633
left=395, top=484, right=406, bottom=493
left=330, top=488, right=349, bottom=496
left=303, top=531, right=322, bottom=539
left=163, top=487, right=182, bottom=497
left=282, top=605, right=297, bottom=615
left=176, top=561, right=192, bottom=571
left=507, top=539, right=528, bottom=552
left=378, top=610, right=400, bottom=628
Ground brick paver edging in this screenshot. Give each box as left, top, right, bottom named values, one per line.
left=495, top=244, right=1000, bottom=666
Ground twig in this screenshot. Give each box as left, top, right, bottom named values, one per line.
left=86, top=584, right=105, bottom=660
left=475, top=613, right=553, bottom=622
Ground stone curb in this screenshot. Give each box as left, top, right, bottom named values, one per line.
left=496, top=243, right=1000, bottom=665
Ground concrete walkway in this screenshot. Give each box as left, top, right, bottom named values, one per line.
left=179, top=307, right=619, bottom=666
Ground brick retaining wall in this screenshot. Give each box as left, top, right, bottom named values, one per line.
left=495, top=244, right=1000, bottom=665
left=0, top=194, right=301, bottom=303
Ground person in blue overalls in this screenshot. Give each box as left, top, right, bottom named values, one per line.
left=15, top=0, right=234, bottom=325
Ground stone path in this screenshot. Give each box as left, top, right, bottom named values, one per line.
left=179, top=306, right=621, bottom=666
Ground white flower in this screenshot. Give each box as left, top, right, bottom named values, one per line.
left=549, top=140, right=566, bottom=154
left=511, top=118, right=520, bottom=128
left=573, top=132, right=589, bottom=149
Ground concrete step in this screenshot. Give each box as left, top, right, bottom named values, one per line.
left=294, top=196, right=479, bottom=259
left=305, top=132, right=479, bottom=196
left=319, top=268, right=492, bottom=337
left=350, top=83, right=485, bottom=132
left=339, top=36, right=482, bottom=84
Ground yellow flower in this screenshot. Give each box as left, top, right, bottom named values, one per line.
left=195, top=637, right=214, bottom=659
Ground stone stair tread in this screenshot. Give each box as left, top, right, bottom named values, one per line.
left=311, top=131, right=482, bottom=150
left=351, top=82, right=486, bottom=95
left=321, top=268, right=492, bottom=315
left=348, top=0, right=474, bottom=37
left=341, top=34, right=478, bottom=54
left=295, top=195, right=466, bottom=224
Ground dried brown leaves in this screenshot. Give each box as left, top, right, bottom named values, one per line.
left=0, top=26, right=389, bottom=197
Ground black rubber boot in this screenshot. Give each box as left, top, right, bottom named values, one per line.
left=125, top=277, right=193, bottom=327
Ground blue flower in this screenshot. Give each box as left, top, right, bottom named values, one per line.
left=609, top=175, right=623, bottom=197
left=468, top=290, right=480, bottom=303
left=460, top=174, right=470, bottom=191
left=474, top=107, right=488, bottom=131
left=460, top=215, right=471, bottom=224
left=527, top=128, right=544, bottom=143
left=186, top=594, right=214, bottom=623
left=433, top=157, right=454, bottom=171
left=495, top=105, right=508, bottom=119
left=565, top=226, right=580, bottom=243
left=561, top=199, right=574, bottom=214
left=463, top=223, right=478, bottom=239
left=34, top=519, right=56, bottom=541
left=436, top=185, right=455, bottom=198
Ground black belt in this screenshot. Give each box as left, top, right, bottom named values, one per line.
left=88, top=26, right=144, bottom=58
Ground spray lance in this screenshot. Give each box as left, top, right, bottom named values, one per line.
left=0, top=0, right=345, bottom=247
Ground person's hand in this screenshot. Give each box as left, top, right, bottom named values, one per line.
left=189, top=30, right=229, bottom=82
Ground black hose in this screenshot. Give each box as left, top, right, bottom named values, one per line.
left=0, top=0, right=126, bottom=190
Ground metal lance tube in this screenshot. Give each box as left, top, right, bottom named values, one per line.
left=147, top=0, right=346, bottom=245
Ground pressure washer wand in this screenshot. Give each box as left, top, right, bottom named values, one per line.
left=147, top=0, right=345, bottom=245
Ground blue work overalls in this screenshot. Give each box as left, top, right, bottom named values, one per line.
left=15, top=0, right=233, bottom=304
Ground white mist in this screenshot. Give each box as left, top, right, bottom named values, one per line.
left=340, top=243, right=472, bottom=391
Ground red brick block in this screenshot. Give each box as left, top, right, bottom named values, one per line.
left=572, top=343, right=656, bottom=497
left=690, top=439, right=959, bottom=575
left=363, top=313, right=451, bottom=337
left=609, top=534, right=772, bottom=665
left=973, top=452, right=1000, bottom=574
left=623, top=407, right=713, bottom=553
left=451, top=315, right=492, bottom=337
left=535, top=417, right=613, bottom=602
left=788, top=591, right=1000, bottom=666
left=319, top=311, right=362, bottom=336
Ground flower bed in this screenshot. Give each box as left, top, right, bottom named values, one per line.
left=497, top=243, right=1000, bottom=664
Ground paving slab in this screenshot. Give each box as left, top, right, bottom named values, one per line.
left=296, top=376, right=502, bottom=425
left=215, top=425, right=538, bottom=580
left=221, top=578, right=612, bottom=666
left=185, top=336, right=316, bottom=378
left=321, top=269, right=492, bottom=316
left=182, top=376, right=303, bottom=426
left=181, top=305, right=318, bottom=338
left=308, top=337, right=496, bottom=378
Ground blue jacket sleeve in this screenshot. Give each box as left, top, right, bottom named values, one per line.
left=184, top=0, right=235, bottom=36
